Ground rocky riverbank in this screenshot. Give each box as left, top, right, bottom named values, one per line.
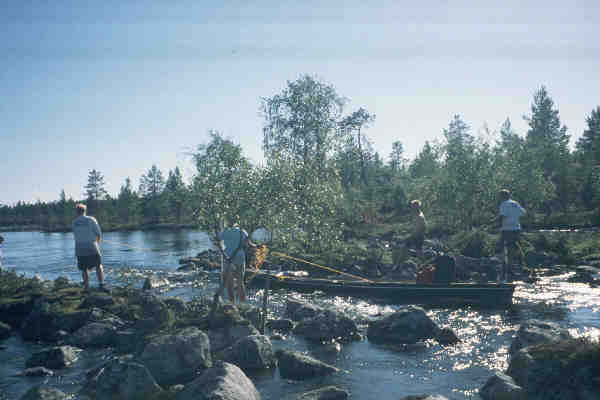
left=1, top=266, right=599, bottom=400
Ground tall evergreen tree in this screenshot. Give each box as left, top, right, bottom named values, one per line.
left=84, top=169, right=107, bottom=216
left=164, top=167, right=187, bottom=223
left=117, top=177, right=138, bottom=224
left=139, top=165, right=166, bottom=223
left=524, top=86, right=572, bottom=210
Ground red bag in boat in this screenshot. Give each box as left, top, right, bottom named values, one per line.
left=416, top=265, right=435, bottom=284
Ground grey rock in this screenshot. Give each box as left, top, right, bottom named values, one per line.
left=139, top=326, right=211, bottom=386
left=69, top=322, right=117, bottom=347
left=435, top=327, right=460, bottom=346
left=506, top=348, right=536, bottom=388
left=276, top=349, right=338, bottom=380
left=293, top=309, right=359, bottom=341
left=297, top=385, right=349, bottom=400
left=16, top=367, right=55, bottom=377
left=83, top=356, right=163, bottom=400
left=399, top=396, right=449, bottom=400
left=209, top=322, right=260, bottom=354
left=286, top=300, right=320, bottom=322
left=480, top=372, right=526, bottom=400
left=19, top=385, right=68, bottom=400
left=219, top=334, right=276, bottom=372
left=26, top=345, right=81, bottom=369
left=53, top=276, right=70, bottom=290
left=266, top=318, right=294, bottom=332
left=508, top=319, right=572, bottom=357
left=142, top=275, right=170, bottom=290
left=367, top=306, right=440, bottom=344
left=175, top=361, right=260, bottom=400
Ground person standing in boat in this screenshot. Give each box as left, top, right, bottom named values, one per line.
left=497, top=189, right=526, bottom=278
left=218, top=224, right=255, bottom=303
left=405, top=200, right=426, bottom=260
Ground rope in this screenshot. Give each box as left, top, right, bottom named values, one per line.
left=271, top=251, right=374, bottom=283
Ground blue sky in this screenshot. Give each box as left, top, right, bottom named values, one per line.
left=1, top=1, right=599, bottom=205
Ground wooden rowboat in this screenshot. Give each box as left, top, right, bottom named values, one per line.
left=246, top=270, right=516, bottom=306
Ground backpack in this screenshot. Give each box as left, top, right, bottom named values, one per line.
left=433, top=253, right=456, bottom=283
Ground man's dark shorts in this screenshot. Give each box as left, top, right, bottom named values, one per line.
left=406, top=234, right=424, bottom=250
left=77, top=254, right=101, bottom=271
left=501, top=230, right=520, bottom=248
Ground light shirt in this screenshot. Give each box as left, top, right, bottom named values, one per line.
left=499, top=199, right=526, bottom=231
left=219, top=227, right=248, bottom=266
left=72, top=215, right=102, bottom=256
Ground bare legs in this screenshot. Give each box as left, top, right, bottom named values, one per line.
left=81, top=264, right=105, bottom=290
left=222, top=264, right=245, bottom=303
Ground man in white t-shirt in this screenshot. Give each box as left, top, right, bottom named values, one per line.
left=72, top=203, right=107, bottom=293
left=498, top=189, right=526, bottom=276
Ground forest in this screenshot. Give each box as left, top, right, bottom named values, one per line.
left=1, top=75, right=599, bottom=256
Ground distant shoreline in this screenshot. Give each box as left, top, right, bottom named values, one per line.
left=0, top=222, right=198, bottom=233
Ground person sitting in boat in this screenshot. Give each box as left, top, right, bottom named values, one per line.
left=405, top=200, right=426, bottom=260
left=218, top=224, right=255, bottom=303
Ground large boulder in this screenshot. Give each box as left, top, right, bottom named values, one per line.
left=83, top=356, right=163, bottom=400
left=293, top=309, right=359, bottom=341
left=508, top=319, right=572, bottom=357
left=218, top=334, right=276, bottom=372
left=175, top=361, right=260, bottom=400
left=276, top=349, right=338, bottom=380
left=296, top=386, right=349, bottom=400
left=19, top=385, right=69, bottom=400
left=266, top=318, right=294, bottom=332
left=68, top=322, right=117, bottom=347
left=367, top=306, right=440, bottom=344
left=138, top=326, right=211, bottom=386
left=209, top=322, right=260, bottom=354
left=480, top=372, right=526, bottom=400
left=26, top=346, right=81, bottom=369
left=506, top=338, right=599, bottom=400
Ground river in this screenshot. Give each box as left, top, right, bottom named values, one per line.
left=0, top=230, right=599, bottom=400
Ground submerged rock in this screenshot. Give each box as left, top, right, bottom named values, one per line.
left=19, top=385, right=69, bottom=400
left=26, top=345, right=81, bottom=369
left=276, top=349, right=338, bottom=380
left=293, top=308, right=359, bottom=342
left=296, top=386, right=349, bottom=400
left=367, top=306, right=440, bottom=344
left=508, top=319, right=572, bottom=357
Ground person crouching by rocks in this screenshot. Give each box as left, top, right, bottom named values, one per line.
left=72, top=203, right=107, bottom=293
left=406, top=200, right=426, bottom=260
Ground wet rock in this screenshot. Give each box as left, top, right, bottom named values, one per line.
left=164, top=297, right=186, bottom=315
left=142, top=275, right=169, bottom=290
left=79, top=292, right=115, bottom=308
left=16, top=367, right=55, bottom=377
left=68, top=322, right=117, bottom=347
left=367, top=306, right=440, bottom=344
left=133, top=293, right=173, bottom=331
left=218, top=334, right=276, bottom=372
left=399, top=396, right=448, bottom=400
left=26, top=345, right=81, bottom=369
left=508, top=319, right=572, bottom=357
left=286, top=300, right=320, bottom=322
left=0, top=321, right=12, bottom=339
left=506, top=348, right=536, bottom=388
left=209, top=322, right=260, bottom=354
left=296, top=385, right=349, bottom=400
left=52, top=276, right=70, bottom=290
left=293, top=309, right=359, bottom=341
left=480, top=372, right=525, bottom=400
left=242, top=306, right=263, bottom=330
left=138, top=326, right=211, bottom=386
left=276, top=349, right=338, bottom=380
left=19, top=385, right=68, bottom=400
left=266, top=318, right=294, bottom=332
left=175, top=361, right=260, bottom=400
left=83, top=356, right=163, bottom=400
left=435, top=327, right=460, bottom=346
